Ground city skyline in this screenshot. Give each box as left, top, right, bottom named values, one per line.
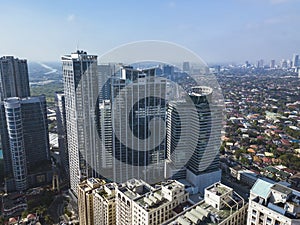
left=0, top=0, right=300, bottom=63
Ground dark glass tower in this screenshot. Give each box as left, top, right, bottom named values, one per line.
left=0, top=56, right=30, bottom=100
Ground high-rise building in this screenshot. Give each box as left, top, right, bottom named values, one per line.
left=55, top=92, right=69, bottom=179
left=247, top=179, right=300, bottom=225
left=165, top=86, right=222, bottom=194
left=1, top=96, right=50, bottom=191
left=292, top=53, right=299, bottom=68
left=78, top=178, right=106, bottom=225
left=110, top=66, right=167, bottom=184
left=270, top=59, right=276, bottom=69
left=183, top=62, right=190, bottom=73
left=256, top=59, right=264, bottom=68
left=281, top=59, right=288, bottom=69
left=93, top=182, right=117, bottom=225
left=61, top=50, right=100, bottom=197
left=0, top=56, right=30, bottom=101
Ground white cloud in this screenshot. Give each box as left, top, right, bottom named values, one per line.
left=67, top=14, right=75, bottom=22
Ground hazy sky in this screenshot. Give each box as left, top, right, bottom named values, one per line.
left=1, top=0, right=300, bottom=64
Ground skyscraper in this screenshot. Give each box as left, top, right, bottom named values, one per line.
left=55, top=92, right=69, bottom=179
left=292, top=53, right=299, bottom=68
left=110, top=66, right=167, bottom=184
left=166, top=86, right=222, bottom=194
left=61, top=50, right=100, bottom=196
left=270, top=59, right=276, bottom=69
left=0, top=56, right=30, bottom=101
left=1, top=96, right=50, bottom=191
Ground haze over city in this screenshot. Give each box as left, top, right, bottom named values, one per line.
left=1, top=0, right=300, bottom=63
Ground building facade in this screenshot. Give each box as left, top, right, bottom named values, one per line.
left=1, top=96, right=50, bottom=191
left=61, top=50, right=100, bottom=196
left=0, top=56, right=30, bottom=101
left=108, top=66, right=167, bottom=184
left=247, top=179, right=300, bottom=225
left=166, top=86, right=222, bottom=194
left=116, top=179, right=188, bottom=225
left=165, top=182, right=248, bottom=225
left=55, top=92, right=69, bottom=179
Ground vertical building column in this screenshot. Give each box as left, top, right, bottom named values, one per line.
left=4, top=98, right=27, bottom=191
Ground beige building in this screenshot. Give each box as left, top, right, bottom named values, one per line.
left=165, top=182, right=248, bottom=225
left=116, top=179, right=189, bottom=225
left=92, top=182, right=117, bottom=225
left=77, top=178, right=106, bottom=225
left=247, top=179, right=300, bottom=225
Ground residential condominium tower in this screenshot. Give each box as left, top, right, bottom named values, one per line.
left=61, top=50, right=100, bottom=197
left=0, top=96, right=50, bottom=191
left=0, top=56, right=30, bottom=101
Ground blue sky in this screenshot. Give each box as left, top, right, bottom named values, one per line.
left=0, top=0, right=300, bottom=63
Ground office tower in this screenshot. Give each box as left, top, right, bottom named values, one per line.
left=78, top=178, right=106, bottom=225
left=281, top=59, right=288, bottom=69
left=270, top=59, right=276, bottom=69
left=165, top=182, right=248, bottom=225
left=1, top=96, right=50, bottom=191
left=0, top=56, right=30, bottom=100
left=61, top=50, right=100, bottom=197
left=247, top=179, right=300, bottom=225
left=183, top=61, right=190, bottom=73
left=166, top=86, right=222, bottom=194
left=111, top=66, right=167, bottom=184
left=245, top=61, right=250, bottom=68
left=292, top=53, right=299, bottom=68
left=99, top=100, right=113, bottom=170
left=55, top=92, right=69, bottom=178
left=256, top=59, right=264, bottom=68
left=116, top=179, right=188, bottom=225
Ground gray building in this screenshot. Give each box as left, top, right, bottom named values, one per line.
left=110, top=66, right=167, bottom=184
left=61, top=50, right=100, bottom=196
left=166, top=86, right=222, bottom=194
left=55, top=92, right=69, bottom=179
left=1, top=96, right=50, bottom=191
left=0, top=56, right=30, bottom=101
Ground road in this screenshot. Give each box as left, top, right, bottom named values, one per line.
left=221, top=176, right=251, bottom=200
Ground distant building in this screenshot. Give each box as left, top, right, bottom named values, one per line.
left=256, top=59, right=264, bottom=68
left=270, top=59, right=276, bottom=69
left=281, top=59, right=288, bottom=69
left=292, top=54, right=299, bottom=68
left=165, top=182, right=248, bottom=225
left=0, top=56, right=30, bottom=101
left=0, top=96, right=50, bottom=191
left=182, top=62, right=190, bottom=73
left=247, top=179, right=300, bottom=225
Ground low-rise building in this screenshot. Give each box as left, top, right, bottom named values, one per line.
left=247, top=178, right=300, bottom=225
left=78, top=178, right=106, bottom=225
left=165, top=182, right=248, bottom=225
left=116, top=179, right=189, bottom=225
left=93, top=182, right=117, bottom=225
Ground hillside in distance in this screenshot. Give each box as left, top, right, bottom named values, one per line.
left=28, top=62, right=63, bottom=107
